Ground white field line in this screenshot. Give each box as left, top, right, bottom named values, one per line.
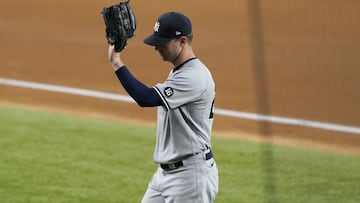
left=1, top=77, right=360, bottom=135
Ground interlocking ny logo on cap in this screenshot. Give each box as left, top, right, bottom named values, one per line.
left=154, top=22, right=160, bottom=32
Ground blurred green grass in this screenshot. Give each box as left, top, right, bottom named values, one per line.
left=0, top=105, right=359, bottom=203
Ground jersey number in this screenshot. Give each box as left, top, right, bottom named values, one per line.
left=209, top=99, right=215, bottom=119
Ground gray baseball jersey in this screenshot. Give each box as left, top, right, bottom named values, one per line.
left=153, top=58, right=215, bottom=164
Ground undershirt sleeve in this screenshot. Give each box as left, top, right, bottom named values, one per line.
left=115, top=66, right=162, bottom=107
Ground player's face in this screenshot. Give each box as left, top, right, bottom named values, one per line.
left=155, top=38, right=183, bottom=63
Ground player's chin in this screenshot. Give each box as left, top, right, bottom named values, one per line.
left=161, top=54, right=177, bottom=63
left=160, top=54, right=171, bottom=62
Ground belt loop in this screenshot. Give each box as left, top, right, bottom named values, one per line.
left=204, top=149, right=213, bottom=160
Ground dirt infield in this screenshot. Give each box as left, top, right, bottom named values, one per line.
left=1, top=0, right=360, bottom=155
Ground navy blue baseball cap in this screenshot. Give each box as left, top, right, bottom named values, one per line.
left=144, top=12, right=192, bottom=46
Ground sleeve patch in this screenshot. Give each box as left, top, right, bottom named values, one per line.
left=164, top=87, right=174, bottom=97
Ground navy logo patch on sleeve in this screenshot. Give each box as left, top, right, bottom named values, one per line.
left=164, top=87, right=174, bottom=97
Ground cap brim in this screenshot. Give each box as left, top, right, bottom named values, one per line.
left=143, top=34, right=173, bottom=46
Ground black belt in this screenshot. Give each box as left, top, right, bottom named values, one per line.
left=160, top=150, right=213, bottom=171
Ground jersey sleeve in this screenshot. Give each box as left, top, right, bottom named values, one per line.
left=115, top=66, right=162, bottom=107
left=153, top=68, right=205, bottom=111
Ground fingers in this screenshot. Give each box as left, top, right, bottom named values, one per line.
left=108, top=45, right=119, bottom=61
left=108, top=44, right=114, bottom=62
left=108, top=44, right=124, bottom=71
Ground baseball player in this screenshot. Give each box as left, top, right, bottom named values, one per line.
left=108, top=12, right=218, bottom=203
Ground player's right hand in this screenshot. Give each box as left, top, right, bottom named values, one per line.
left=108, top=45, right=125, bottom=71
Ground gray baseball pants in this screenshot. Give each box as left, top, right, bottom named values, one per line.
left=141, top=151, right=218, bottom=203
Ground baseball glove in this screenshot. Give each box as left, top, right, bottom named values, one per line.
left=101, top=1, right=136, bottom=52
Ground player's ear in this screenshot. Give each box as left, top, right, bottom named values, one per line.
left=180, top=36, right=187, bottom=46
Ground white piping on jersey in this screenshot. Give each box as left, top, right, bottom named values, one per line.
left=153, top=86, right=170, bottom=111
